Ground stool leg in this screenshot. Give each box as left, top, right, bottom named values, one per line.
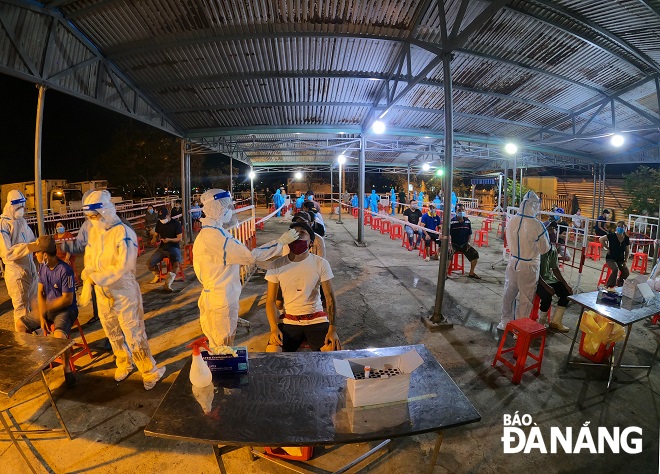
left=536, top=335, right=546, bottom=376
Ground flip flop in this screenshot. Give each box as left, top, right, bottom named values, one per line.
left=468, top=274, right=481, bottom=280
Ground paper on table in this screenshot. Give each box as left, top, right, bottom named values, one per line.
left=637, top=282, right=655, bottom=300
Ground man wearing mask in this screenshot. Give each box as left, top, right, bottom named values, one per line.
left=147, top=207, right=182, bottom=292
left=265, top=221, right=340, bottom=352
left=594, top=209, right=611, bottom=237
left=80, top=190, right=166, bottom=390
left=170, top=200, right=183, bottom=222
left=499, top=191, right=551, bottom=330
left=536, top=221, right=573, bottom=332
left=420, top=204, right=441, bottom=262
left=193, top=189, right=298, bottom=354
left=600, top=221, right=631, bottom=288
left=143, top=205, right=158, bottom=244
left=403, top=200, right=423, bottom=249
left=450, top=204, right=481, bottom=279
left=0, top=190, right=40, bottom=330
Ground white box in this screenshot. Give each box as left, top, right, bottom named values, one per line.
left=333, top=350, right=424, bottom=407
left=622, top=275, right=647, bottom=302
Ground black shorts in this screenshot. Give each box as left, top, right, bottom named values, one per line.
left=452, top=243, right=479, bottom=262
left=20, top=307, right=78, bottom=335
left=279, top=322, right=329, bottom=352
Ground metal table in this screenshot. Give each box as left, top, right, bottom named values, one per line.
left=145, top=344, right=480, bottom=474
left=565, top=291, right=660, bottom=388
left=0, top=329, right=75, bottom=474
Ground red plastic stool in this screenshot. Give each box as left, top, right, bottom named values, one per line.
left=529, top=294, right=551, bottom=322
left=50, top=319, right=94, bottom=373
left=585, top=241, right=602, bottom=261
left=137, top=237, right=145, bottom=256
left=256, top=220, right=265, bottom=230
left=597, top=263, right=612, bottom=287
left=391, top=223, right=403, bottom=241
left=264, top=446, right=314, bottom=461
left=419, top=240, right=437, bottom=259
left=492, top=318, right=547, bottom=384
left=402, top=229, right=415, bottom=250
left=447, top=252, right=465, bottom=275
left=497, top=222, right=505, bottom=237
left=371, top=217, right=382, bottom=231
left=183, top=243, right=194, bottom=265
left=159, top=257, right=185, bottom=282
left=631, top=252, right=648, bottom=274
left=578, top=332, right=614, bottom=363
left=482, top=219, right=493, bottom=232
left=364, top=213, right=372, bottom=225
left=474, top=229, right=489, bottom=247
left=380, top=220, right=391, bottom=235
left=352, top=208, right=359, bottom=218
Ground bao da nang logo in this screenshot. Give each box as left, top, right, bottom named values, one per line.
left=502, top=412, right=642, bottom=454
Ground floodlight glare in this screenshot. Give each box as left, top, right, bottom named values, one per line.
left=504, top=143, right=518, bottom=155
left=611, top=134, right=624, bottom=147
left=372, top=120, right=386, bottom=134
left=295, top=172, right=303, bottom=180
left=248, top=171, right=256, bottom=180
left=337, top=154, right=346, bottom=165
left=422, top=163, right=431, bottom=171
left=436, top=169, right=444, bottom=176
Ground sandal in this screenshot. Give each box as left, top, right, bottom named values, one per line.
left=468, top=273, right=481, bottom=280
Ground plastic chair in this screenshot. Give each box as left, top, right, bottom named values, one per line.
left=497, top=222, right=505, bottom=237
left=159, top=257, right=185, bottom=282
left=364, top=213, right=372, bottom=225
left=371, top=217, right=382, bottom=231
left=597, top=263, right=612, bottom=287
left=352, top=208, right=359, bottom=218
left=50, top=319, right=94, bottom=373
left=631, top=252, right=648, bottom=274
left=380, top=220, right=391, bottom=235
left=418, top=240, right=437, bottom=260
left=474, top=229, right=489, bottom=247
left=391, top=223, right=403, bottom=241
left=447, top=252, right=465, bottom=275
left=482, top=219, right=493, bottom=232
left=529, top=294, right=551, bottom=322
left=492, top=318, right=547, bottom=384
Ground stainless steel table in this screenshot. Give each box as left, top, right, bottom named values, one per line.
left=145, top=344, right=480, bottom=474
left=565, top=290, right=660, bottom=389
left=0, top=329, right=75, bottom=474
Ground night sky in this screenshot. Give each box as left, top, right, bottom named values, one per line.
left=1, top=73, right=652, bottom=190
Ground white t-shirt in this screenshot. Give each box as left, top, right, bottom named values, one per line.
left=265, top=253, right=333, bottom=325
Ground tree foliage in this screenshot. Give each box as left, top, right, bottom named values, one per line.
left=623, top=166, right=660, bottom=214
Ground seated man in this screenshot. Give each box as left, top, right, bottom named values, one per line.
left=420, top=204, right=441, bottom=262
left=265, top=221, right=339, bottom=352
left=450, top=204, right=480, bottom=279
left=16, top=236, right=78, bottom=387
left=147, top=207, right=182, bottom=292
left=143, top=205, right=158, bottom=244
left=403, top=201, right=424, bottom=249
left=536, top=225, right=573, bottom=332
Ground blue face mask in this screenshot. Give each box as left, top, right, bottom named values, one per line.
left=457, top=212, right=465, bottom=218
left=56, top=226, right=65, bottom=234
left=308, top=196, right=314, bottom=201
left=148, top=209, right=154, bottom=214
left=616, top=226, right=625, bottom=234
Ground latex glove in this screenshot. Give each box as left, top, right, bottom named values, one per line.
left=210, top=345, right=237, bottom=357
left=277, top=229, right=299, bottom=246
left=79, top=278, right=94, bottom=307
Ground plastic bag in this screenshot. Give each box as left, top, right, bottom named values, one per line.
left=579, top=310, right=625, bottom=355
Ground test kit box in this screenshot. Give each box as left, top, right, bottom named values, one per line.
left=333, top=349, right=424, bottom=407
left=201, top=347, right=249, bottom=375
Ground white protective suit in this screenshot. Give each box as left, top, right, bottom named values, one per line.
left=0, top=190, right=37, bottom=328
left=81, top=190, right=165, bottom=389
left=193, top=189, right=297, bottom=353
left=500, top=191, right=551, bottom=329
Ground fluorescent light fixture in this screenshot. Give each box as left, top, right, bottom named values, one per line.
left=422, top=163, right=431, bottom=171
left=337, top=154, right=346, bottom=165
left=611, top=134, right=624, bottom=147
left=504, top=143, right=518, bottom=155
left=372, top=120, right=386, bottom=134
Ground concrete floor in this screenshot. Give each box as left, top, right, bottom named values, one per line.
left=0, top=208, right=658, bottom=474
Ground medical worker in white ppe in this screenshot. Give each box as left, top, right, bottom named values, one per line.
left=499, top=191, right=551, bottom=330
left=193, top=189, right=298, bottom=354
left=80, top=190, right=165, bottom=390
left=0, top=190, right=40, bottom=329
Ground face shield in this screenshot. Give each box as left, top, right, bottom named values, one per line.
left=4, top=190, right=27, bottom=219
left=82, top=190, right=118, bottom=227
left=201, top=189, right=238, bottom=228
left=518, top=191, right=541, bottom=218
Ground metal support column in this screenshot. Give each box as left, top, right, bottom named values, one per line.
left=34, top=85, right=46, bottom=236
left=601, top=164, right=607, bottom=216
left=229, top=156, right=233, bottom=196
left=426, top=51, right=454, bottom=329
left=407, top=166, right=411, bottom=204
left=520, top=168, right=523, bottom=203
left=180, top=139, right=189, bottom=244
left=356, top=136, right=366, bottom=246
left=503, top=162, right=508, bottom=211
left=591, top=164, right=597, bottom=219
left=330, top=164, right=334, bottom=207
left=511, top=155, right=517, bottom=209
left=338, top=162, right=344, bottom=224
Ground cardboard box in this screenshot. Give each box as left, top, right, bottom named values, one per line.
left=341, top=401, right=410, bottom=434
left=201, top=347, right=248, bottom=375
left=333, top=349, right=424, bottom=407
left=622, top=275, right=647, bottom=303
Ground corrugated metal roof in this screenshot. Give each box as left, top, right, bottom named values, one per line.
left=2, top=0, right=658, bottom=169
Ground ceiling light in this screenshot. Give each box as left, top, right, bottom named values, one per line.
left=248, top=171, right=256, bottom=180
left=295, top=172, right=302, bottom=180
left=422, top=163, right=431, bottom=171
left=436, top=169, right=444, bottom=176
left=337, top=154, right=346, bottom=165
left=372, top=120, right=386, bottom=134
left=611, top=134, right=624, bottom=147
left=504, top=143, right=518, bottom=155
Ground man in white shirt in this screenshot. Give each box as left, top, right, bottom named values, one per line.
left=265, top=221, right=339, bottom=352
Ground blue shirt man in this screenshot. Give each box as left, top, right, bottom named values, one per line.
left=420, top=205, right=441, bottom=261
